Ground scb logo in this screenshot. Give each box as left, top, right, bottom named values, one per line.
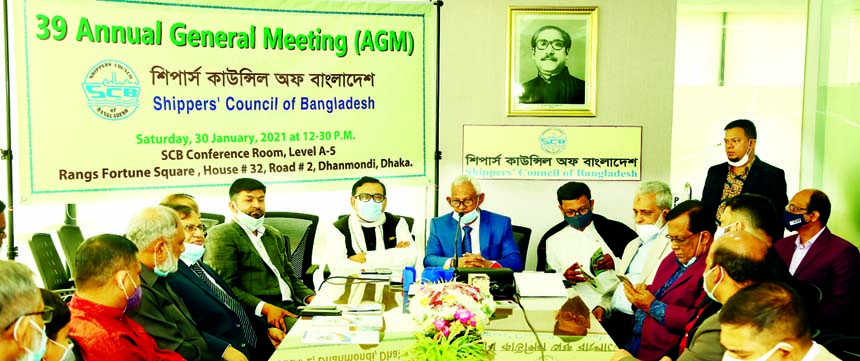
left=539, top=128, right=567, bottom=155
left=82, top=60, right=141, bottom=121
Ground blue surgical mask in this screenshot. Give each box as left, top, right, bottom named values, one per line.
left=356, top=200, right=383, bottom=222
left=180, top=243, right=206, bottom=264
left=235, top=210, right=265, bottom=232
left=782, top=210, right=808, bottom=232
left=14, top=318, right=47, bottom=361
left=153, top=244, right=178, bottom=277
left=454, top=209, right=479, bottom=224
left=702, top=266, right=722, bottom=302
left=565, top=210, right=593, bottom=229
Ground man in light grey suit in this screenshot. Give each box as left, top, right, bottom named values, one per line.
left=205, top=178, right=315, bottom=332
left=594, top=181, right=674, bottom=347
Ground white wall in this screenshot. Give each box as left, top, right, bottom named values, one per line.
left=439, top=0, right=677, bottom=270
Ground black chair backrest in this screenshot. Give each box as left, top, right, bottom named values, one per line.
left=511, top=225, right=532, bottom=270
left=200, top=212, right=226, bottom=232
left=56, top=225, right=85, bottom=277
left=264, top=212, right=319, bottom=289
left=29, top=233, right=74, bottom=290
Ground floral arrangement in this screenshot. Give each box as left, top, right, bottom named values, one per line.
left=402, top=281, right=496, bottom=361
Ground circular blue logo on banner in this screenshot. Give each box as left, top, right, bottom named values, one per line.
left=81, top=60, right=141, bottom=121
left=539, top=128, right=567, bottom=154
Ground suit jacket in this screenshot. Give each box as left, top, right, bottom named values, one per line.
left=701, top=157, right=788, bottom=219
left=167, top=262, right=255, bottom=358
left=131, top=264, right=216, bottom=361
left=600, top=227, right=673, bottom=317
left=637, top=255, right=707, bottom=361
left=775, top=228, right=860, bottom=330
left=676, top=312, right=723, bottom=361
left=423, top=209, right=523, bottom=271
left=204, top=221, right=315, bottom=311
left=536, top=214, right=639, bottom=272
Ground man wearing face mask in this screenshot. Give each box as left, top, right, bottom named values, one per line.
left=164, top=204, right=282, bottom=361
left=68, top=234, right=184, bottom=360
left=519, top=25, right=586, bottom=104
left=617, top=200, right=714, bottom=361
left=127, top=206, right=215, bottom=361
left=774, top=189, right=860, bottom=333
left=701, top=119, right=788, bottom=224
left=720, top=282, right=840, bottom=361
left=594, top=181, right=673, bottom=347
left=424, top=175, right=523, bottom=271
left=327, top=176, right=417, bottom=276
left=0, top=260, right=45, bottom=361
left=205, top=178, right=316, bottom=333
left=538, top=182, right=637, bottom=309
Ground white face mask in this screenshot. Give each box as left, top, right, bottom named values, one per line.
left=453, top=208, right=479, bottom=224
left=49, top=339, right=75, bottom=361
left=727, top=141, right=753, bottom=167
left=180, top=243, right=206, bottom=264
left=635, top=214, right=665, bottom=241
left=723, top=342, right=792, bottom=361
left=235, top=209, right=265, bottom=231
left=14, top=318, right=47, bottom=361
left=713, top=221, right=738, bottom=241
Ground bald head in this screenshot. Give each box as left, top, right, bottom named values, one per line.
left=713, top=231, right=768, bottom=263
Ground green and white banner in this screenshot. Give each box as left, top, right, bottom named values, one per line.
left=14, top=0, right=435, bottom=202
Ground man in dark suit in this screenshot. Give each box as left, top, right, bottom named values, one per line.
left=519, top=25, right=586, bottom=104
left=424, top=175, right=522, bottom=271
left=205, top=178, right=316, bottom=333
left=613, top=200, right=714, bottom=361
left=164, top=204, right=282, bottom=361
left=701, top=119, right=787, bottom=223
left=126, top=206, right=216, bottom=361
left=775, top=189, right=860, bottom=332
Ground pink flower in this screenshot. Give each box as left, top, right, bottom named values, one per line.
left=434, top=318, right=447, bottom=330
left=455, top=308, right=473, bottom=324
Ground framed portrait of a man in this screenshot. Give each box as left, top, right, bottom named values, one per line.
left=507, top=7, right=598, bottom=117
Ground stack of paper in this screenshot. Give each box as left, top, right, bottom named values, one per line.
left=514, top=272, right=568, bottom=297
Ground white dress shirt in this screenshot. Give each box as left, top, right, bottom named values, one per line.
left=789, top=227, right=826, bottom=275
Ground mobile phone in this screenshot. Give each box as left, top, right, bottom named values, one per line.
left=616, top=274, right=634, bottom=288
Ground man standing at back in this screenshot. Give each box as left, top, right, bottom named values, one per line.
left=126, top=206, right=215, bottom=360
left=701, top=119, right=787, bottom=223
left=424, top=175, right=522, bottom=271
left=205, top=178, right=316, bottom=332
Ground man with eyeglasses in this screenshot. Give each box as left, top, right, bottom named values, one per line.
left=519, top=25, right=585, bottom=104
left=774, top=189, right=860, bottom=333
left=68, top=234, right=184, bottom=360
left=720, top=282, right=840, bottom=361
left=327, top=176, right=417, bottom=276
left=618, top=200, right=714, bottom=361
left=424, top=175, right=523, bottom=271
left=164, top=204, right=282, bottom=361
left=0, top=260, right=47, bottom=361
left=206, top=178, right=316, bottom=333
left=539, top=181, right=637, bottom=314
left=701, top=119, right=788, bottom=223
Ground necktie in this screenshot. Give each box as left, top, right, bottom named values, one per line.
left=190, top=263, right=257, bottom=347
left=462, top=225, right=473, bottom=254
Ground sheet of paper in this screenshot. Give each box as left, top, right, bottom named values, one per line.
left=514, top=272, right=569, bottom=297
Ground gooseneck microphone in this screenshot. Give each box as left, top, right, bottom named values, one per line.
left=452, top=212, right=465, bottom=277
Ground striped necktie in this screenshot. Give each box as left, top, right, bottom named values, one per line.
left=189, top=263, right=257, bottom=347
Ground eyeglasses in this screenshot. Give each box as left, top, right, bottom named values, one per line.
left=355, top=193, right=385, bottom=203
left=562, top=206, right=591, bottom=217
left=449, top=198, right=477, bottom=208
left=666, top=232, right=699, bottom=244
left=535, top=39, right=565, bottom=51
left=3, top=305, right=53, bottom=331
left=786, top=205, right=808, bottom=213
left=184, top=224, right=206, bottom=233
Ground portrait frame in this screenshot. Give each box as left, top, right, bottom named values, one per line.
left=507, top=6, right=598, bottom=117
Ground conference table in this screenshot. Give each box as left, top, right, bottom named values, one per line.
left=269, top=274, right=617, bottom=361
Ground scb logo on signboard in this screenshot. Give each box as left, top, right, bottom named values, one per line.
left=539, top=128, right=567, bottom=155
left=81, top=60, right=141, bottom=121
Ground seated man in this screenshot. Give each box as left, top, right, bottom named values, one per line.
left=205, top=178, right=316, bottom=332
left=595, top=181, right=673, bottom=347
left=720, top=282, right=840, bottom=361
left=542, top=181, right=638, bottom=308
left=126, top=206, right=215, bottom=361
left=0, top=260, right=45, bottom=361
left=775, top=189, right=860, bottom=332
left=620, top=200, right=714, bottom=361
left=68, top=234, right=184, bottom=361
left=164, top=204, right=282, bottom=361
left=327, top=176, right=417, bottom=276
left=424, top=175, right=522, bottom=271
